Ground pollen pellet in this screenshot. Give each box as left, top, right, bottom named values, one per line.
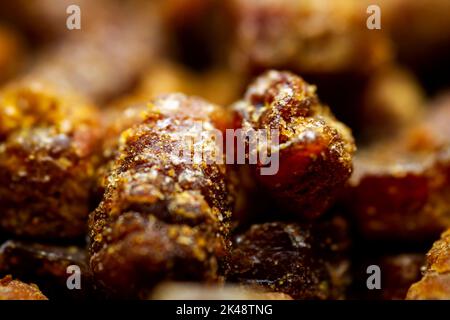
left=0, top=80, right=101, bottom=239
left=227, top=216, right=351, bottom=299
left=346, top=94, right=450, bottom=241
left=232, top=70, right=355, bottom=219
left=407, top=228, right=450, bottom=299
left=89, top=94, right=234, bottom=297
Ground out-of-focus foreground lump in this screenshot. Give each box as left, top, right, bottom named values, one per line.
left=0, top=275, right=47, bottom=300
left=89, top=94, right=234, bottom=298
left=233, top=70, right=355, bottom=219
left=150, top=282, right=292, bottom=300
left=407, top=228, right=450, bottom=300
left=228, top=217, right=351, bottom=299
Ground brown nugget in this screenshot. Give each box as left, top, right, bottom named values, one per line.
left=0, top=275, right=47, bottom=300
left=232, top=70, right=355, bottom=219
left=0, top=79, right=101, bottom=238
left=226, top=0, right=392, bottom=75
left=89, top=93, right=234, bottom=297
left=228, top=216, right=351, bottom=299
left=347, top=94, right=450, bottom=241
left=407, top=228, right=450, bottom=299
